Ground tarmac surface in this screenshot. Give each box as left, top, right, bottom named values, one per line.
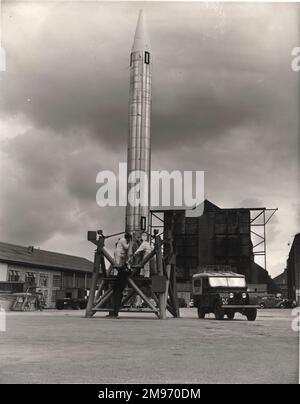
left=0, top=308, right=298, bottom=384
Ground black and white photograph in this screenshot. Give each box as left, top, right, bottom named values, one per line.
left=0, top=0, right=299, bottom=386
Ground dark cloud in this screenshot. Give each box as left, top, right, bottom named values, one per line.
left=2, top=2, right=297, bottom=152
left=0, top=124, right=126, bottom=242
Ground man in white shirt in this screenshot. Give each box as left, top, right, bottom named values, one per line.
left=133, top=232, right=153, bottom=278
left=115, top=234, right=131, bottom=266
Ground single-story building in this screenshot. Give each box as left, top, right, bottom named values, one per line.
left=0, top=241, right=93, bottom=308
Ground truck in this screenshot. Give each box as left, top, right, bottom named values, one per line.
left=55, top=288, right=87, bottom=310
left=192, top=271, right=259, bottom=321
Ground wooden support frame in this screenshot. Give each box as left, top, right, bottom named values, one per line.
left=85, top=229, right=180, bottom=319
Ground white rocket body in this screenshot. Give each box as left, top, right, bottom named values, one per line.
left=125, top=11, right=152, bottom=239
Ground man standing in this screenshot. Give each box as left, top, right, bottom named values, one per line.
left=133, top=232, right=153, bottom=277
left=115, top=234, right=131, bottom=266
left=110, top=233, right=131, bottom=318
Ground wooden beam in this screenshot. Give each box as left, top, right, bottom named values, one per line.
left=93, top=308, right=158, bottom=313
left=167, top=266, right=179, bottom=317
left=155, top=235, right=167, bottom=319
left=164, top=264, right=171, bottom=309
left=95, top=279, right=106, bottom=303
left=100, top=255, right=107, bottom=278
left=127, top=277, right=158, bottom=313
left=94, top=289, right=114, bottom=309
left=85, top=248, right=101, bottom=318
left=101, top=247, right=116, bottom=267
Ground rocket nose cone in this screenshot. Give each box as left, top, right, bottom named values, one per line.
left=132, top=9, right=151, bottom=52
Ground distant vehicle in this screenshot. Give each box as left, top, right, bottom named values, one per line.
left=189, top=299, right=194, bottom=308
left=178, top=297, right=187, bottom=308
left=192, top=271, right=259, bottom=321
left=55, top=288, right=87, bottom=310
left=11, top=291, right=45, bottom=312
left=258, top=295, right=289, bottom=309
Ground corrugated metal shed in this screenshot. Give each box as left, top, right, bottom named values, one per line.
left=0, top=242, right=93, bottom=273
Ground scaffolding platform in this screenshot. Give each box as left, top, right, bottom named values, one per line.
left=85, top=226, right=180, bottom=320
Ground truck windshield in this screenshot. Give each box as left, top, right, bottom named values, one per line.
left=208, top=277, right=246, bottom=288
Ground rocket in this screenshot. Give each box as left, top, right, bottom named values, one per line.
left=125, top=10, right=152, bottom=241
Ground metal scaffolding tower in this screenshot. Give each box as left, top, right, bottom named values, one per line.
left=250, top=208, right=278, bottom=271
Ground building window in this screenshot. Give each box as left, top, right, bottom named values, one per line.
left=25, top=272, right=36, bottom=285
left=39, top=274, right=49, bottom=288
left=130, top=52, right=133, bottom=66
left=145, top=51, right=150, bottom=64
left=53, top=275, right=62, bottom=288
left=8, top=270, right=20, bottom=282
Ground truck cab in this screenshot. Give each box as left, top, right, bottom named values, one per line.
left=192, top=271, right=259, bottom=321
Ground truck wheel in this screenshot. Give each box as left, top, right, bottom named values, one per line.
left=56, top=304, right=64, bottom=310
left=197, top=307, right=206, bottom=319
left=246, top=308, right=257, bottom=321
left=214, top=303, right=225, bottom=320
left=227, top=311, right=235, bottom=320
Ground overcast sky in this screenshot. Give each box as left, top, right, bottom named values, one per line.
left=0, top=1, right=299, bottom=277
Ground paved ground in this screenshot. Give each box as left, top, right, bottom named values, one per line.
left=0, top=308, right=298, bottom=384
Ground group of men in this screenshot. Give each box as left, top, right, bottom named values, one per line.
left=109, top=232, right=153, bottom=318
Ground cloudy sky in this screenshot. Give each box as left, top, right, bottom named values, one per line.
left=0, top=1, right=299, bottom=277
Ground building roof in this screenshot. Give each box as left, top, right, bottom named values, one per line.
left=289, top=233, right=300, bottom=253
left=273, top=271, right=287, bottom=284
left=184, top=200, right=220, bottom=217
left=0, top=242, right=93, bottom=273
left=203, top=200, right=221, bottom=212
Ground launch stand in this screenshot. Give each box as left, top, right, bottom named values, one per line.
left=85, top=11, right=180, bottom=320
left=85, top=230, right=179, bottom=319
